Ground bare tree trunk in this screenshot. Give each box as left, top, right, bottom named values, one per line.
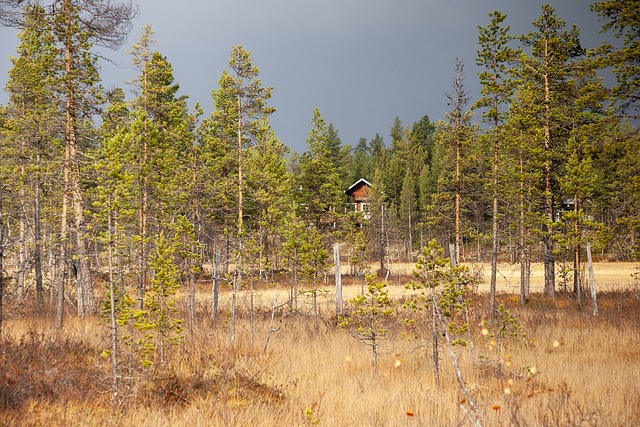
left=408, top=210, right=413, bottom=260
left=380, top=204, right=385, bottom=271
left=587, top=243, right=598, bottom=316
left=263, top=288, right=284, bottom=354
left=188, top=259, right=195, bottom=339
left=56, top=120, right=71, bottom=331
left=431, top=287, right=440, bottom=386
left=237, top=94, right=244, bottom=237
left=63, top=0, right=96, bottom=316
left=17, top=183, right=26, bottom=303
left=449, top=243, right=457, bottom=268
left=292, top=263, right=298, bottom=312
left=107, top=198, right=119, bottom=405
left=525, top=252, right=531, bottom=300
left=249, top=278, right=255, bottom=347
left=489, top=131, right=499, bottom=317
left=230, top=246, right=242, bottom=345
left=334, top=243, right=342, bottom=319
left=230, top=269, right=237, bottom=345
left=455, top=134, right=461, bottom=265
left=313, top=275, right=319, bottom=333
left=61, top=0, right=84, bottom=318
left=72, top=160, right=94, bottom=314
left=436, top=302, right=483, bottom=427
left=211, top=246, right=220, bottom=319
left=573, top=194, right=582, bottom=307
left=519, top=147, right=528, bottom=307
left=34, top=172, right=44, bottom=310
left=137, top=134, right=148, bottom=310
left=0, top=184, right=5, bottom=333
left=542, top=59, right=555, bottom=297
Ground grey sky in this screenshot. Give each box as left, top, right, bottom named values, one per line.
left=0, top=1, right=613, bottom=153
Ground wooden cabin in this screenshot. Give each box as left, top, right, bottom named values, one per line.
left=345, top=178, right=372, bottom=220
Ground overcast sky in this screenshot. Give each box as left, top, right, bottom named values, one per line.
left=0, top=0, right=614, bottom=153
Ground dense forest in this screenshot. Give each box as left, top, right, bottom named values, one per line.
left=0, top=0, right=638, bottom=327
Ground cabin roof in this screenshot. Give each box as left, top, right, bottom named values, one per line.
left=345, top=178, right=372, bottom=195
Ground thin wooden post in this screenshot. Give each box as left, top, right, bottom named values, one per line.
left=449, top=243, right=459, bottom=291
left=449, top=243, right=457, bottom=268
left=334, top=243, right=343, bottom=318
left=586, top=243, right=598, bottom=317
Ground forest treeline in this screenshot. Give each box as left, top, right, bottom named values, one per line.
left=0, top=0, right=638, bottom=325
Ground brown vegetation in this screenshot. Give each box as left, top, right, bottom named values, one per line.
left=1, top=278, right=639, bottom=426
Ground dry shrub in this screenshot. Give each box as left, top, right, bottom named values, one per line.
left=0, top=331, right=101, bottom=411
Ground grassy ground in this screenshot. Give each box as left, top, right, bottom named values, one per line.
left=1, top=272, right=639, bottom=426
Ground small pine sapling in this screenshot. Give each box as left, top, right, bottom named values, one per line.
left=340, top=274, right=395, bottom=368
left=299, top=225, right=329, bottom=331
left=407, top=239, right=482, bottom=426
left=405, top=239, right=450, bottom=384
left=134, top=231, right=185, bottom=366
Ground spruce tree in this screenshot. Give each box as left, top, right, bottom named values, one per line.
left=399, top=169, right=417, bottom=259
left=296, top=108, right=345, bottom=229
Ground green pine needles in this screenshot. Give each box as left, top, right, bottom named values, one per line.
left=136, top=231, right=185, bottom=366
left=340, top=273, right=395, bottom=368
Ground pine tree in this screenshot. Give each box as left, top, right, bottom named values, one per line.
left=410, top=115, right=437, bottom=169
left=518, top=4, right=586, bottom=296
left=245, top=118, right=294, bottom=279
left=556, top=62, right=609, bottom=303
left=299, top=224, right=328, bottom=332
left=205, top=45, right=274, bottom=343
left=3, top=4, right=58, bottom=309
left=1, top=0, right=135, bottom=325
left=475, top=10, right=515, bottom=315
left=444, top=59, right=473, bottom=263
left=591, top=0, right=640, bottom=118
left=127, top=25, right=156, bottom=306
left=340, top=274, right=395, bottom=368
left=125, top=27, right=191, bottom=308
left=136, top=231, right=185, bottom=366
left=280, top=206, right=308, bottom=311
left=93, top=126, right=137, bottom=402
left=504, top=82, right=546, bottom=305
left=225, top=45, right=274, bottom=237
left=0, top=106, right=7, bottom=332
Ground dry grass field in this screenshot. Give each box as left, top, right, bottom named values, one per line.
left=1, top=263, right=639, bottom=426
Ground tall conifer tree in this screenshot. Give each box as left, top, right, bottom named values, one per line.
left=475, top=11, right=515, bottom=314
left=518, top=5, right=584, bottom=296
left=3, top=4, right=58, bottom=309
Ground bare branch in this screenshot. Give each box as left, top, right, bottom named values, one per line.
left=0, top=0, right=138, bottom=49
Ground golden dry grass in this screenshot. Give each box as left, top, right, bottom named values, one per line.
left=1, top=271, right=639, bottom=426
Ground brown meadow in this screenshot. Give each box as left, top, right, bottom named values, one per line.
left=1, top=265, right=639, bottom=426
